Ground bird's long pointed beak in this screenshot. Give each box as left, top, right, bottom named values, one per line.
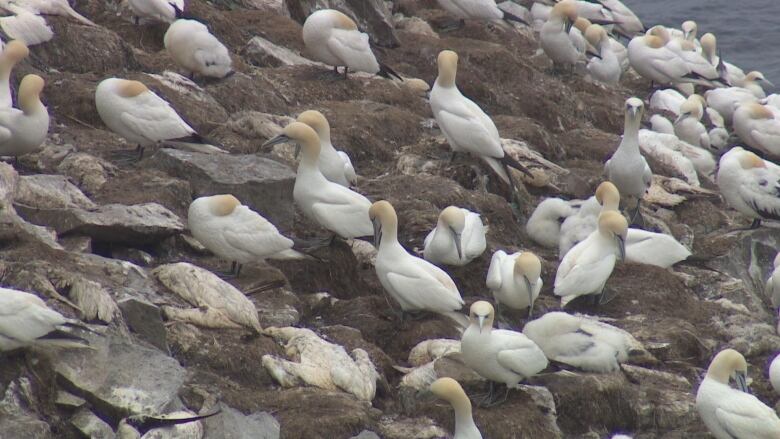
left=683, top=30, right=690, bottom=40
left=674, top=112, right=687, bottom=124
left=735, top=371, right=749, bottom=393
left=477, top=315, right=485, bottom=333
left=616, top=235, right=626, bottom=261
left=452, top=228, right=463, bottom=261
left=764, top=79, right=775, bottom=88
left=586, top=44, right=601, bottom=58
left=523, top=276, right=533, bottom=297
left=261, top=134, right=290, bottom=151
left=372, top=218, right=382, bottom=248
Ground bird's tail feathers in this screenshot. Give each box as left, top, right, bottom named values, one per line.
left=377, top=63, right=404, bottom=81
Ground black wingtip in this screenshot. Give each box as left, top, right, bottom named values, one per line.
left=502, top=11, right=529, bottom=26
left=169, top=2, right=183, bottom=19
left=130, top=409, right=222, bottom=434
left=377, top=63, right=403, bottom=81
left=167, top=132, right=225, bottom=149
left=38, top=329, right=90, bottom=344
left=501, top=153, right=534, bottom=178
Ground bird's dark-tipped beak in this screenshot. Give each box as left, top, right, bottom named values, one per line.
left=616, top=235, right=626, bottom=261
left=735, top=370, right=749, bottom=393
left=261, top=134, right=290, bottom=151
left=372, top=217, right=382, bottom=248
left=523, top=275, right=533, bottom=296
left=564, top=19, right=573, bottom=34
left=452, top=227, right=463, bottom=261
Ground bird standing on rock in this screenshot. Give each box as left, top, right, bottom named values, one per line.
left=540, top=1, right=582, bottom=72
left=430, top=49, right=532, bottom=202
left=302, top=9, right=401, bottom=80
left=164, top=18, right=233, bottom=80
left=187, top=194, right=304, bottom=278
left=264, top=122, right=373, bottom=239
left=0, top=73, right=48, bottom=160
left=716, top=146, right=780, bottom=229
left=435, top=0, right=528, bottom=29
left=486, top=250, right=542, bottom=318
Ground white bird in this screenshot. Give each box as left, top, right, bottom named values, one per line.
left=674, top=95, right=711, bottom=149
left=461, top=301, right=547, bottom=404
left=696, top=348, right=780, bottom=438
left=301, top=9, right=400, bottom=80
left=423, top=206, right=487, bottom=266
left=649, top=88, right=686, bottom=116
left=2, top=0, right=95, bottom=25
left=733, top=102, right=780, bottom=158
left=598, top=0, right=643, bottom=37
left=627, top=31, right=707, bottom=87
left=95, top=78, right=225, bottom=158
left=164, top=19, right=233, bottom=79
left=734, top=71, right=773, bottom=99
left=649, top=114, right=675, bottom=135
left=649, top=26, right=721, bottom=86
left=0, top=8, right=52, bottom=45
left=705, top=87, right=757, bottom=125
left=0, top=40, right=27, bottom=108
left=0, top=73, right=48, bottom=158
left=430, top=49, right=531, bottom=193
left=605, top=97, right=652, bottom=221
left=187, top=194, right=303, bottom=278
left=638, top=129, right=703, bottom=185
left=571, top=0, right=612, bottom=24
left=700, top=32, right=744, bottom=85
left=128, top=0, right=183, bottom=23
left=369, top=200, right=465, bottom=322
left=559, top=195, right=602, bottom=258
left=554, top=211, right=627, bottom=306
left=435, top=0, right=528, bottom=27
left=0, top=287, right=91, bottom=351
left=429, top=377, right=482, bottom=439
left=296, top=109, right=357, bottom=187
left=522, top=311, right=633, bottom=372
left=716, top=147, right=780, bottom=228
left=768, top=253, right=780, bottom=308
left=263, top=122, right=373, bottom=239
left=584, top=24, right=621, bottom=84
left=540, top=1, right=582, bottom=70
left=706, top=107, right=730, bottom=150
left=526, top=197, right=577, bottom=248
left=770, top=351, right=780, bottom=395
left=486, top=250, right=542, bottom=317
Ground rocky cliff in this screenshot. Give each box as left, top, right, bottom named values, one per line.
left=0, top=0, right=779, bottom=438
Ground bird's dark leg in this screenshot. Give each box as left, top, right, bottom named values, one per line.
left=343, top=66, right=349, bottom=80
left=137, top=144, right=145, bottom=161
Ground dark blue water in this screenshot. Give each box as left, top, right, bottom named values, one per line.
left=620, top=0, right=780, bottom=89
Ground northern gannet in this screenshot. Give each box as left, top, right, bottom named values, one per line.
left=430, top=50, right=531, bottom=196
left=430, top=377, right=482, bottom=439
left=164, top=19, right=233, bottom=79
left=423, top=206, right=487, bottom=266
left=598, top=0, right=643, bottom=37
left=435, top=0, right=528, bottom=27
left=559, top=195, right=601, bottom=258
left=263, top=122, right=373, bottom=238
left=0, top=40, right=28, bottom=108
left=696, top=349, right=780, bottom=438
left=705, top=87, right=757, bottom=125
left=540, top=1, right=582, bottom=70
left=649, top=25, right=721, bottom=86
left=674, top=95, right=711, bottom=149
left=0, top=1, right=53, bottom=46
left=486, top=250, right=542, bottom=317
left=301, top=9, right=401, bottom=80
left=3, top=0, right=95, bottom=26
left=522, top=311, right=633, bottom=372
left=605, top=97, right=652, bottom=222
left=128, top=0, right=183, bottom=23
left=296, top=110, right=357, bottom=187
left=0, top=73, right=48, bottom=158
left=526, top=197, right=577, bottom=248
left=187, top=194, right=303, bottom=278
left=700, top=33, right=745, bottom=85
left=638, top=129, right=714, bottom=183
left=370, top=200, right=465, bottom=322
left=735, top=71, right=773, bottom=99
left=584, top=24, right=621, bottom=84
left=554, top=211, right=627, bottom=306
left=733, top=102, right=780, bottom=157
left=770, top=351, right=780, bottom=394
left=460, top=301, right=547, bottom=404
left=95, top=78, right=225, bottom=159
left=0, top=287, right=92, bottom=351
left=716, top=147, right=780, bottom=228
left=649, top=88, right=686, bottom=116
left=627, top=30, right=707, bottom=87
left=768, top=253, right=780, bottom=308
left=649, top=114, right=675, bottom=135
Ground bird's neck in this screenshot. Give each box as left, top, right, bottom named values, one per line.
left=20, top=94, right=44, bottom=116
left=452, top=398, right=477, bottom=436
left=379, top=221, right=399, bottom=249
left=436, top=72, right=456, bottom=89
left=621, top=115, right=640, bottom=150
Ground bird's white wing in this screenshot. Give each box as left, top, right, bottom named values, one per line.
left=337, top=150, right=357, bottom=184
left=554, top=252, right=616, bottom=299
left=0, top=296, right=64, bottom=342
left=493, top=331, right=548, bottom=377
left=221, top=206, right=294, bottom=257
left=436, top=98, right=504, bottom=158
left=625, top=228, right=690, bottom=268
left=0, top=11, right=52, bottom=45
left=768, top=271, right=780, bottom=308
left=0, top=116, right=14, bottom=143
left=750, top=121, right=780, bottom=155
left=462, top=211, right=487, bottom=259
left=649, top=51, right=689, bottom=79
left=119, top=92, right=194, bottom=142
left=310, top=188, right=372, bottom=238
left=385, top=265, right=463, bottom=312
left=486, top=250, right=507, bottom=291
left=737, top=165, right=780, bottom=220
left=714, top=393, right=780, bottom=437
left=326, top=28, right=379, bottom=73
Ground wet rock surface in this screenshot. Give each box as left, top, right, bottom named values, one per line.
left=0, top=1, right=777, bottom=439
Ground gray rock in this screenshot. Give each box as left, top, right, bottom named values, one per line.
left=56, top=152, right=117, bottom=194
left=287, top=0, right=399, bottom=48
left=71, top=408, right=115, bottom=439
left=15, top=174, right=96, bottom=210
left=203, top=404, right=280, bottom=439
left=243, top=36, right=318, bottom=67
left=0, top=162, right=61, bottom=250
left=19, top=203, right=184, bottom=245
left=235, top=0, right=289, bottom=14
left=149, top=149, right=295, bottom=229
left=144, top=72, right=229, bottom=134
left=0, top=412, right=52, bottom=439
left=59, top=235, right=93, bottom=253
left=55, top=391, right=86, bottom=409
left=53, top=334, right=186, bottom=420
left=118, top=297, right=170, bottom=353
left=67, top=278, right=122, bottom=323
left=351, top=431, right=381, bottom=439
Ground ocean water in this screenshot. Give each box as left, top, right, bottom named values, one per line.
left=620, top=0, right=780, bottom=90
